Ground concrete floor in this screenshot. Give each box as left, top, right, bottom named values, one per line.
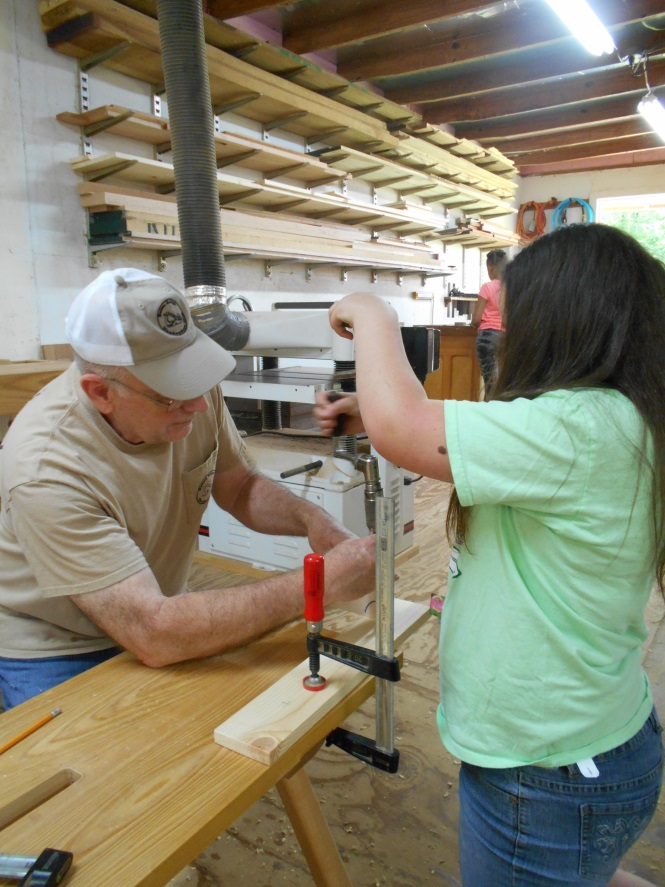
left=167, top=478, right=665, bottom=887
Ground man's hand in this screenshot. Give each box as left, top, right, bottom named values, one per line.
left=304, top=505, right=355, bottom=554
left=321, top=534, right=376, bottom=604
left=313, top=390, right=365, bottom=437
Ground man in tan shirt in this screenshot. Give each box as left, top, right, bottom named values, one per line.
left=0, top=269, right=375, bottom=709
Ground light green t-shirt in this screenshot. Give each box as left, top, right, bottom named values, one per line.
left=440, top=389, right=655, bottom=768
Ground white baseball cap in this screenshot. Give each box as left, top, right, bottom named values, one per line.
left=65, top=268, right=236, bottom=399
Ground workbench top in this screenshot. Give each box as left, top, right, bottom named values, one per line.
left=0, top=620, right=376, bottom=887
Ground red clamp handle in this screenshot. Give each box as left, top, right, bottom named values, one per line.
left=303, top=553, right=325, bottom=622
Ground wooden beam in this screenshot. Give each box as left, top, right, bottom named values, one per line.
left=507, top=132, right=665, bottom=167
left=385, top=29, right=665, bottom=106
left=206, top=0, right=292, bottom=19
left=490, top=117, right=649, bottom=155
left=214, top=598, right=429, bottom=765
left=422, top=59, right=665, bottom=124
left=337, top=6, right=563, bottom=82
left=336, top=0, right=665, bottom=81
left=455, top=95, right=649, bottom=141
left=283, top=0, right=499, bottom=55
left=518, top=145, right=665, bottom=177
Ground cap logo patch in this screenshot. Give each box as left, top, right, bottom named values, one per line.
left=157, top=298, right=187, bottom=336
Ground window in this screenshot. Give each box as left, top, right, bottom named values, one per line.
left=596, top=193, right=665, bottom=263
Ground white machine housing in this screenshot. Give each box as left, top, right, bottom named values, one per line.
left=199, top=432, right=415, bottom=572
left=197, top=305, right=416, bottom=571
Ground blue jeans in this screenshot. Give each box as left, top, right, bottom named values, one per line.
left=458, top=708, right=664, bottom=886
left=476, top=329, right=501, bottom=398
left=0, top=648, right=121, bottom=711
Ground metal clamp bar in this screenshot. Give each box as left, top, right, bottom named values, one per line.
left=309, top=634, right=400, bottom=683
left=375, top=496, right=396, bottom=754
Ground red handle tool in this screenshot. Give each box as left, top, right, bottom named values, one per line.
left=303, top=553, right=327, bottom=691
left=303, top=553, right=325, bottom=624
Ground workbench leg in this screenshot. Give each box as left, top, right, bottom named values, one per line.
left=277, top=765, right=353, bottom=887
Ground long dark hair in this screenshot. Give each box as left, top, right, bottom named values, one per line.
left=447, top=223, right=665, bottom=590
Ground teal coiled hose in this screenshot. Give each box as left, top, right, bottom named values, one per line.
left=551, top=197, right=595, bottom=227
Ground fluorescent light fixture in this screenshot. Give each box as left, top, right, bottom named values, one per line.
left=545, top=0, right=615, bottom=56
left=638, top=93, right=665, bottom=142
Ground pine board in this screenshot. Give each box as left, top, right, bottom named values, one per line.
left=70, top=152, right=447, bottom=237
left=214, top=597, right=430, bottom=765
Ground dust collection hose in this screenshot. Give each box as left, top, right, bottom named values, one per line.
left=156, top=0, right=249, bottom=350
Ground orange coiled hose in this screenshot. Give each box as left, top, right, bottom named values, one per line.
left=516, top=201, right=547, bottom=241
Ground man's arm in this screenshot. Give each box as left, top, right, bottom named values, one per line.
left=211, top=459, right=356, bottom=554
left=72, top=533, right=375, bottom=668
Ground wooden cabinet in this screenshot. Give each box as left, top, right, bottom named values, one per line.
left=423, top=325, right=482, bottom=402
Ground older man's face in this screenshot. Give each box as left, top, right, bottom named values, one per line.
left=101, top=374, right=209, bottom=445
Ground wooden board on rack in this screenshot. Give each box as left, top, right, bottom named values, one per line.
left=404, top=122, right=518, bottom=180
left=69, top=152, right=447, bottom=237
left=40, top=0, right=516, bottom=213
left=58, top=106, right=348, bottom=186
left=78, top=183, right=447, bottom=273
left=0, top=360, right=70, bottom=416
left=214, top=597, right=430, bottom=765
left=57, top=104, right=170, bottom=143
left=372, top=134, right=518, bottom=200
left=40, top=0, right=396, bottom=150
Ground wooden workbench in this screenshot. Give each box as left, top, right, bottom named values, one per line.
left=0, top=359, right=430, bottom=886
left=0, top=553, right=427, bottom=887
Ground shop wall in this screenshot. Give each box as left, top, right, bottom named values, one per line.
left=2, top=1, right=500, bottom=360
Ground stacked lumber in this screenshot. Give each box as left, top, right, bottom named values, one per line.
left=58, top=107, right=514, bottom=221
left=114, top=0, right=515, bottom=183
left=404, top=121, right=517, bottom=179
left=39, top=0, right=516, bottom=215
left=69, top=152, right=451, bottom=237
left=315, top=145, right=515, bottom=219
left=58, top=107, right=348, bottom=187
left=439, top=217, right=521, bottom=250
left=77, top=182, right=454, bottom=277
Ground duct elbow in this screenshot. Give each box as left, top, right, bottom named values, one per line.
left=186, top=284, right=250, bottom=351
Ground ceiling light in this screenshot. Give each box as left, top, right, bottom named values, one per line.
left=545, top=0, right=615, bottom=56
left=638, top=92, right=665, bottom=142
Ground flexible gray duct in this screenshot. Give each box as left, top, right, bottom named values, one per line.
left=156, top=0, right=249, bottom=350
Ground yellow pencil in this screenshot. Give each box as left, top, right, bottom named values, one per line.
left=0, top=707, right=62, bottom=755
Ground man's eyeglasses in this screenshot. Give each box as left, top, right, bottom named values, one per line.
left=109, top=378, right=185, bottom=412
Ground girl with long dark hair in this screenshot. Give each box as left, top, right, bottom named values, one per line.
left=315, top=224, right=665, bottom=887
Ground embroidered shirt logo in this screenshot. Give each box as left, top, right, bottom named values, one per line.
left=196, top=471, right=214, bottom=505
left=157, top=298, right=187, bottom=336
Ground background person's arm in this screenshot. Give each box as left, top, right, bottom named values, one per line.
left=471, top=296, right=487, bottom=328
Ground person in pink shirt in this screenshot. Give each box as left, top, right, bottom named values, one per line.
left=471, top=249, right=508, bottom=399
